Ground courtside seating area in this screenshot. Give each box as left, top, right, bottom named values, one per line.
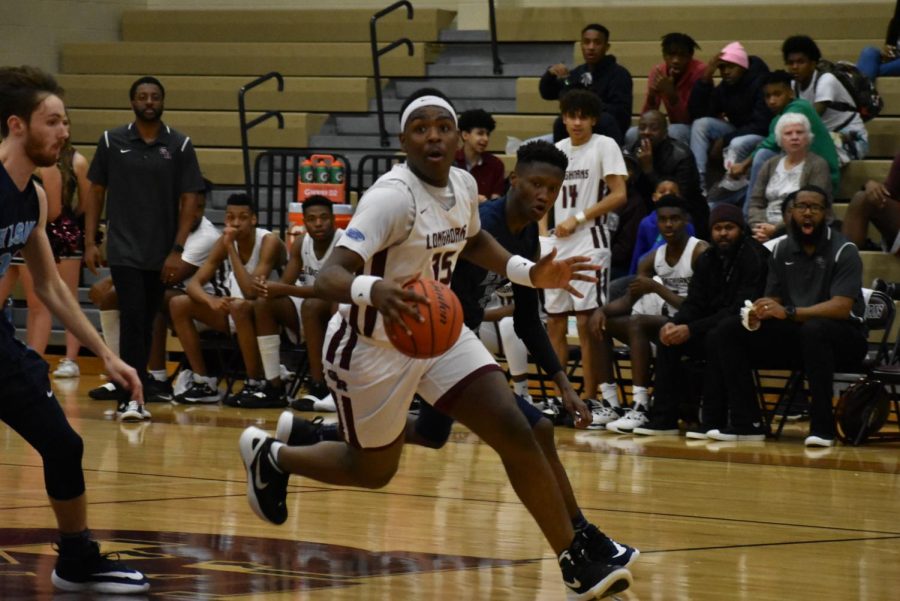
left=49, top=3, right=899, bottom=349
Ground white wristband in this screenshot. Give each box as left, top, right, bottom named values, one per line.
left=506, top=255, right=536, bottom=287
left=575, top=211, right=587, bottom=225
left=350, top=275, right=382, bottom=306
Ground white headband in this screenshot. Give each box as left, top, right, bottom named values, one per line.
left=399, top=95, right=458, bottom=131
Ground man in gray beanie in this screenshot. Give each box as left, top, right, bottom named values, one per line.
left=633, top=201, right=770, bottom=436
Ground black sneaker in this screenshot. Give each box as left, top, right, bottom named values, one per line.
left=707, top=424, right=766, bottom=442
left=145, top=377, right=173, bottom=403
left=684, top=423, right=717, bottom=439
left=88, top=382, right=120, bottom=401
left=558, top=536, right=632, bottom=600
left=579, top=524, right=640, bottom=568
left=176, top=380, right=221, bottom=404
left=234, top=381, right=288, bottom=409
left=276, top=411, right=324, bottom=445
left=633, top=415, right=679, bottom=436
left=239, top=426, right=289, bottom=525
left=51, top=539, right=149, bottom=594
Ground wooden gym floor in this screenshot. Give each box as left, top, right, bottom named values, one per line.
left=0, top=372, right=898, bottom=600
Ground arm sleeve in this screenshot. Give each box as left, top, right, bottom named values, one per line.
left=604, top=68, right=634, bottom=132
left=539, top=69, right=563, bottom=100
left=723, top=90, right=771, bottom=144
left=688, top=79, right=716, bottom=120
left=511, top=283, right=563, bottom=375
left=451, top=258, right=487, bottom=329
left=176, top=137, right=206, bottom=193
left=763, top=246, right=784, bottom=298
left=748, top=158, right=774, bottom=226
left=830, top=243, right=864, bottom=299
left=336, top=182, right=415, bottom=262
left=86, top=133, right=109, bottom=185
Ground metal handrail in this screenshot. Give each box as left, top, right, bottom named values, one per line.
left=488, top=0, right=503, bottom=75
left=370, top=1, right=414, bottom=147
left=238, top=71, right=285, bottom=195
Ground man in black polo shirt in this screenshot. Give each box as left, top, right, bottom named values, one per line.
left=702, top=185, right=868, bottom=447
left=84, top=76, right=205, bottom=418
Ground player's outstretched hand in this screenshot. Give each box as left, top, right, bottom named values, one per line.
left=104, top=355, right=144, bottom=404
left=530, top=247, right=598, bottom=298
left=561, top=388, right=592, bottom=429
left=372, top=280, right=428, bottom=336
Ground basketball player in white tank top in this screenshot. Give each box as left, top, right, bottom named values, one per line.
left=590, top=196, right=708, bottom=433
left=543, top=90, right=627, bottom=408
left=237, top=91, right=633, bottom=600
left=252, top=195, right=344, bottom=408
left=169, top=194, right=284, bottom=404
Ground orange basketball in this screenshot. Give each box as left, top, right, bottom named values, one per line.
left=385, top=279, right=464, bottom=359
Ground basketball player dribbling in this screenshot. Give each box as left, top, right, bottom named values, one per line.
left=239, top=88, right=632, bottom=599
left=0, top=66, right=148, bottom=593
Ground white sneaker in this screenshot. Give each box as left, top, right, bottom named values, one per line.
left=279, top=364, right=296, bottom=382
left=588, top=400, right=622, bottom=430
left=606, top=407, right=649, bottom=433
left=804, top=435, right=835, bottom=447
left=311, top=393, right=337, bottom=412
left=52, top=358, right=80, bottom=379
left=118, top=400, right=151, bottom=422
left=172, top=369, right=194, bottom=398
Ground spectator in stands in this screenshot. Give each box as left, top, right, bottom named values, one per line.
left=783, top=35, right=869, bottom=163
left=540, top=23, right=633, bottom=144
left=689, top=42, right=771, bottom=193
left=454, top=109, right=506, bottom=202
left=703, top=185, right=868, bottom=446
left=83, top=76, right=205, bottom=420
left=0, top=131, right=90, bottom=371
left=628, top=110, right=706, bottom=239
left=626, top=32, right=706, bottom=147
left=728, top=70, right=839, bottom=211
left=544, top=90, right=627, bottom=408
left=747, top=113, right=832, bottom=243
left=252, top=195, right=342, bottom=411
left=169, top=193, right=285, bottom=407
left=856, top=1, right=900, bottom=82
left=609, top=151, right=648, bottom=279
left=629, top=179, right=696, bottom=275
left=589, top=195, right=707, bottom=432
left=87, top=180, right=220, bottom=403
left=842, top=150, right=900, bottom=254
left=633, top=203, right=769, bottom=437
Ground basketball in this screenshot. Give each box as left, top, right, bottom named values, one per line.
left=385, top=278, right=464, bottom=359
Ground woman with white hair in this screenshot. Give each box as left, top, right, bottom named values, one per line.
left=747, top=112, right=831, bottom=242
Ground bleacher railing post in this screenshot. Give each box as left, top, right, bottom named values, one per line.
left=238, top=71, right=285, bottom=195
left=371, top=1, right=415, bottom=147
left=488, top=0, right=503, bottom=75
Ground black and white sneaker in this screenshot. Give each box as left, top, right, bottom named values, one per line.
left=88, top=382, right=120, bottom=401
left=234, top=381, right=288, bottom=409
left=707, top=424, right=766, bottom=442
left=176, top=380, right=221, bottom=404
left=51, top=539, right=149, bottom=594
left=579, top=524, right=640, bottom=568
left=633, top=416, right=680, bottom=436
left=239, top=426, right=289, bottom=525
left=117, top=400, right=151, bottom=422
left=559, top=536, right=632, bottom=600
left=276, top=411, right=324, bottom=446
left=145, top=377, right=173, bottom=403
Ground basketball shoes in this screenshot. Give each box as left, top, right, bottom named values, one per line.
left=558, top=535, right=632, bottom=600
left=52, top=537, right=149, bottom=594
left=578, top=523, right=640, bottom=568
left=276, top=411, right=325, bottom=446
left=239, top=426, right=289, bottom=525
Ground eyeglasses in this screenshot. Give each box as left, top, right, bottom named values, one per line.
left=792, top=203, right=826, bottom=214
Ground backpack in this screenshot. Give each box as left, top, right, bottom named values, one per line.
left=816, top=59, right=884, bottom=122
left=834, top=378, right=891, bottom=445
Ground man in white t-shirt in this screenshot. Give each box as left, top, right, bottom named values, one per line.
left=783, top=35, right=869, bottom=163
left=236, top=89, right=633, bottom=600
left=544, top=89, right=627, bottom=407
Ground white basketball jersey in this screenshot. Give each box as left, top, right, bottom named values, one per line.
left=298, top=228, right=343, bottom=286
left=337, top=163, right=480, bottom=343
left=653, top=236, right=701, bottom=312
left=225, top=227, right=272, bottom=299
left=553, top=134, right=628, bottom=227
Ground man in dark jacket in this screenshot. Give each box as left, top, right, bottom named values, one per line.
left=688, top=42, right=771, bottom=191
left=629, top=110, right=707, bottom=239
left=540, top=23, right=633, bottom=144
left=633, top=203, right=769, bottom=436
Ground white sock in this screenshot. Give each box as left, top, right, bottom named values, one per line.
left=257, top=335, right=281, bottom=381
left=600, top=382, right=620, bottom=407
left=513, top=380, right=529, bottom=397
left=193, top=373, right=217, bottom=387
left=632, top=386, right=649, bottom=409
left=100, top=310, right=120, bottom=357
left=149, top=370, right=167, bottom=382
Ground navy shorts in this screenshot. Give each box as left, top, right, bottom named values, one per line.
left=414, top=392, right=547, bottom=446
